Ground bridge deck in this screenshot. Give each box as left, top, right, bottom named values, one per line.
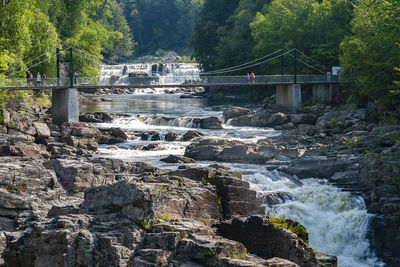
left=1, top=81, right=338, bottom=91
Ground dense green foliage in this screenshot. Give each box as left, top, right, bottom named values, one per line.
left=340, top=0, right=400, bottom=110
left=120, top=0, right=204, bottom=56
left=192, top=0, right=400, bottom=110
left=0, top=0, right=135, bottom=78
left=193, top=0, right=352, bottom=74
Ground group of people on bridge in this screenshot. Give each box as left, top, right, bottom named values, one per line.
left=26, top=71, right=46, bottom=87
left=247, top=72, right=256, bottom=83
left=25, top=71, right=79, bottom=87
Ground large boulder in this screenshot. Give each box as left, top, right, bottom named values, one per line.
left=165, top=132, right=179, bottom=142
left=160, top=155, right=195, bottom=164
left=217, top=216, right=335, bottom=267
left=228, top=115, right=252, bottom=127
left=290, top=114, right=317, bottom=125
left=79, top=112, right=114, bottom=123
left=182, top=130, right=205, bottom=141
left=33, top=122, right=51, bottom=140
left=249, top=109, right=274, bottom=127
left=141, top=131, right=161, bottom=141
left=223, top=107, right=253, bottom=122
left=99, top=127, right=128, bottom=144
left=267, top=112, right=289, bottom=127
left=283, top=155, right=359, bottom=179
left=185, top=139, right=272, bottom=164
left=7, top=111, right=36, bottom=136
left=199, top=117, right=223, bottom=129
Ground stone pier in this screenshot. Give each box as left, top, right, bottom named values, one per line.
left=52, top=88, right=79, bottom=125
left=276, top=84, right=302, bottom=111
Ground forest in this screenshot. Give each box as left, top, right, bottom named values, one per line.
left=0, top=0, right=399, bottom=110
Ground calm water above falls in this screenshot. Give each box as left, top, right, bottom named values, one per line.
left=82, top=93, right=384, bottom=267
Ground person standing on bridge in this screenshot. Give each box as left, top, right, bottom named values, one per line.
left=42, top=73, right=47, bottom=87
left=247, top=73, right=250, bottom=83
left=74, top=72, right=79, bottom=85
left=250, top=72, right=255, bottom=84
left=26, top=71, right=31, bottom=87
left=36, top=72, right=41, bottom=87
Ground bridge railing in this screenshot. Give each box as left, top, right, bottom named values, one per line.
left=0, top=74, right=340, bottom=89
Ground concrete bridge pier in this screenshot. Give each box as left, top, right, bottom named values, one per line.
left=312, top=84, right=333, bottom=104
left=52, top=88, right=79, bottom=125
left=276, top=84, right=302, bottom=111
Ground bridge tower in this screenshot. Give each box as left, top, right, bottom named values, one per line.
left=52, top=47, right=79, bottom=125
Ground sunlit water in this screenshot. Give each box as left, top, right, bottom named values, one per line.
left=81, top=93, right=384, bottom=267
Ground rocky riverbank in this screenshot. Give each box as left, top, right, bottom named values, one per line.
left=182, top=103, right=399, bottom=266
left=0, top=107, right=337, bottom=266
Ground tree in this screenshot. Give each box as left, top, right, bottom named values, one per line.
left=213, top=0, right=268, bottom=72
left=340, top=0, right=400, bottom=108
left=0, top=0, right=59, bottom=77
left=251, top=0, right=352, bottom=74
left=191, top=0, right=240, bottom=71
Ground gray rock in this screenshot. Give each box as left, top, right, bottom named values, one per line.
left=99, top=127, right=128, bottom=144
left=160, top=155, right=195, bottom=164
left=223, top=107, right=253, bottom=122
left=200, top=117, right=223, bottom=129
left=268, top=112, right=289, bottom=126
left=182, top=130, right=205, bottom=141
left=165, top=132, right=179, bottom=142
left=33, top=122, right=51, bottom=140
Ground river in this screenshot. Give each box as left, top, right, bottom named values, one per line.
left=81, top=92, right=384, bottom=267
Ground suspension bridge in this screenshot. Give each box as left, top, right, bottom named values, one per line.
left=0, top=47, right=339, bottom=124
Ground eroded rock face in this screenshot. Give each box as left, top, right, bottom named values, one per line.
left=185, top=139, right=272, bottom=164
left=217, top=216, right=334, bottom=267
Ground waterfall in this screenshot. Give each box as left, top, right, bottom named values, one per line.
left=99, top=63, right=200, bottom=86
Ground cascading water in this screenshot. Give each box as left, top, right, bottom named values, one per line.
left=82, top=77, right=384, bottom=266
left=98, top=63, right=201, bottom=86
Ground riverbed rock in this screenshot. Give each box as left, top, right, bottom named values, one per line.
left=223, top=107, right=253, bottom=122
left=141, top=131, right=161, bottom=141
left=228, top=114, right=253, bottom=126
left=290, top=114, right=317, bottom=125
left=79, top=112, right=114, bottom=123
left=7, top=111, right=36, bottom=136
left=217, top=216, right=331, bottom=267
left=33, top=122, right=51, bottom=140
left=283, top=155, right=359, bottom=179
left=199, top=116, right=223, bottom=129
left=165, top=131, right=179, bottom=142
left=182, top=130, right=205, bottom=141
left=160, top=155, right=195, bottom=164
left=50, top=158, right=116, bottom=195
left=185, top=139, right=272, bottom=164
left=268, top=112, right=289, bottom=126
left=98, top=127, right=128, bottom=144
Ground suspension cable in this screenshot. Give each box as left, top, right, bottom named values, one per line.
left=200, top=49, right=284, bottom=75
left=295, top=48, right=325, bottom=67
left=201, top=49, right=294, bottom=75
left=3, top=53, right=59, bottom=78
left=286, top=51, right=325, bottom=73
left=71, top=47, right=120, bottom=65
